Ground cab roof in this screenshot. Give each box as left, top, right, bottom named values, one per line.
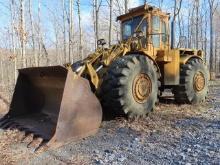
left=117, top=4, right=169, bottom=22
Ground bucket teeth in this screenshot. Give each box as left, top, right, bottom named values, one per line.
left=0, top=118, right=49, bottom=150
left=0, top=119, right=11, bottom=127
left=27, top=137, right=43, bottom=149
left=18, top=131, right=26, bottom=141
left=34, top=141, right=49, bottom=153
left=22, top=133, right=34, bottom=143
left=8, top=123, right=18, bottom=130
left=0, top=115, right=10, bottom=123
left=16, top=125, right=26, bottom=130
left=2, top=123, right=13, bottom=129
left=1, top=120, right=13, bottom=129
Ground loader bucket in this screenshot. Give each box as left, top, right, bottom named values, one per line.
left=1, top=66, right=102, bottom=149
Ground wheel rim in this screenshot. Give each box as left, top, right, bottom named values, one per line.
left=132, top=73, right=152, bottom=103
left=193, top=71, right=205, bottom=92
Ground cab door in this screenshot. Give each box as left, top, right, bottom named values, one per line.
left=151, top=15, right=169, bottom=56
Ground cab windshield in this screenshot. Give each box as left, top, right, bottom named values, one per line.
left=122, top=16, right=147, bottom=40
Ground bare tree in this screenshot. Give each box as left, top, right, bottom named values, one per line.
left=76, top=0, right=83, bottom=59
left=124, top=0, right=128, bottom=13
left=208, top=0, right=219, bottom=79
left=51, top=13, right=60, bottom=64
left=68, top=0, right=74, bottom=63
left=19, top=0, right=26, bottom=68
left=204, top=10, right=208, bottom=63
left=28, top=0, right=37, bottom=66
left=214, top=10, right=220, bottom=73
left=94, top=0, right=102, bottom=49
left=62, top=0, right=67, bottom=63
left=10, top=0, right=17, bottom=83
left=37, top=0, right=42, bottom=66
left=177, top=13, right=185, bottom=48
left=187, top=3, right=192, bottom=48
left=171, top=0, right=183, bottom=48
left=108, top=0, right=113, bottom=46
left=195, top=0, right=200, bottom=49
left=214, top=29, right=218, bottom=72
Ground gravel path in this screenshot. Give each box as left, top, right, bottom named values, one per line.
left=0, top=80, right=219, bottom=165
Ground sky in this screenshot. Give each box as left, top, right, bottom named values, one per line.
left=0, top=0, right=166, bottom=29
left=0, top=0, right=199, bottom=49
left=0, top=0, right=200, bottom=32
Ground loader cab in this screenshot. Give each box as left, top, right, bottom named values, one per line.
left=117, top=5, right=170, bottom=55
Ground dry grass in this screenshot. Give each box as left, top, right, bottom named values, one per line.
left=0, top=129, right=36, bottom=165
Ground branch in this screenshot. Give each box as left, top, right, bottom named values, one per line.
left=175, top=0, right=182, bottom=17
left=98, top=0, right=103, bottom=11
left=212, top=1, right=219, bottom=15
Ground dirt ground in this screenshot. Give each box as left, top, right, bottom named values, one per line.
left=0, top=80, right=219, bottom=165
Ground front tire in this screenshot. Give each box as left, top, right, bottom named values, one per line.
left=100, top=54, right=160, bottom=118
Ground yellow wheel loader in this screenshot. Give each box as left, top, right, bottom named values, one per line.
left=0, top=5, right=209, bottom=150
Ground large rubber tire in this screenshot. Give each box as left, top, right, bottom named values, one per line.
left=173, top=58, right=209, bottom=104
left=99, top=54, right=160, bottom=118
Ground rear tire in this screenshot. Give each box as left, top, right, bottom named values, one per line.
left=173, top=58, right=209, bottom=104
left=100, top=54, right=160, bottom=118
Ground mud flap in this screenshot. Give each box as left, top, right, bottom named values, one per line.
left=0, top=66, right=102, bottom=150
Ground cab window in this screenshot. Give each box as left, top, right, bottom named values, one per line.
left=122, top=16, right=146, bottom=40
left=161, top=21, right=167, bottom=44
left=152, top=16, right=160, bottom=48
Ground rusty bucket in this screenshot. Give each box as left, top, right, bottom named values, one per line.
left=0, top=66, right=102, bottom=150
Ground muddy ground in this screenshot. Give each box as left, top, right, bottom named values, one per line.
left=0, top=80, right=219, bottom=165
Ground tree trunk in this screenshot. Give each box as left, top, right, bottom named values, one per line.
left=209, top=14, right=214, bottom=75
left=214, top=31, right=218, bottom=72
left=208, top=0, right=219, bottom=79
left=109, top=0, right=113, bottom=47
left=10, top=0, right=17, bottom=84
left=38, top=0, right=42, bottom=66
left=204, top=11, right=208, bottom=63
left=195, top=0, right=199, bottom=49
left=77, top=0, right=83, bottom=59
left=95, top=0, right=99, bottom=49
left=62, top=0, right=67, bottom=63
left=92, top=0, right=96, bottom=48
left=69, top=0, right=74, bottom=63
left=94, top=0, right=102, bottom=49
left=125, top=0, right=128, bottom=13
left=20, top=0, right=26, bottom=68
left=28, top=0, right=37, bottom=66
left=187, top=7, right=191, bottom=48
left=171, top=0, right=182, bottom=49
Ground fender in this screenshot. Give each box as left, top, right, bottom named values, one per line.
left=180, top=55, right=204, bottom=65
left=125, top=52, right=161, bottom=77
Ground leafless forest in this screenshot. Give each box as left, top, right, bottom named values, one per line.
left=0, top=0, right=219, bottom=94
